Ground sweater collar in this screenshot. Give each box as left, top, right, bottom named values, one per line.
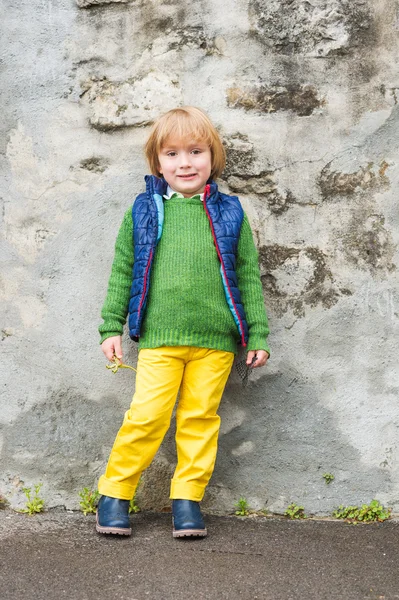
left=145, top=175, right=217, bottom=203
left=163, top=185, right=204, bottom=201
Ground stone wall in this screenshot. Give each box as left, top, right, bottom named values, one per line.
left=1, top=0, right=399, bottom=516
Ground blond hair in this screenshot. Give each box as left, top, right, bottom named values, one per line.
left=145, top=106, right=226, bottom=180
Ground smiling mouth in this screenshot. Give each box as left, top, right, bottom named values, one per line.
left=178, top=174, right=197, bottom=179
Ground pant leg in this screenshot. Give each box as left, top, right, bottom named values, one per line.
left=170, top=347, right=234, bottom=501
left=98, top=347, right=186, bottom=500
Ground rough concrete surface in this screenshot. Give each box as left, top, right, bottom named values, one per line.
left=2, top=510, right=399, bottom=600
left=1, top=0, right=399, bottom=516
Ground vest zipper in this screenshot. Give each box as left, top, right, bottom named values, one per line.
left=203, top=185, right=247, bottom=347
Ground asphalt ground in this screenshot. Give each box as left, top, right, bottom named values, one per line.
left=1, top=510, right=399, bottom=600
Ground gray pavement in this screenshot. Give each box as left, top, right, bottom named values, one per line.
left=1, top=509, right=399, bottom=600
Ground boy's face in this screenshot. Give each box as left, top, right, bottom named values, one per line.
left=158, top=138, right=212, bottom=197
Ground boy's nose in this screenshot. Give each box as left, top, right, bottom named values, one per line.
left=178, top=152, right=191, bottom=168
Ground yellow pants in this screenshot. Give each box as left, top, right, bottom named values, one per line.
left=98, top=346, right=234, bottom=502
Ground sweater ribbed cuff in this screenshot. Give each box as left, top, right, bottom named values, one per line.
left=99, top=331, right=123, bottom=345
left=246, top=335, right=270, bottom=356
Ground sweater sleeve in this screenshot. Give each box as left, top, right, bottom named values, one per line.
left=98, top=208, right=134, bottom=344
left=236, top=214, right=270, bottom=355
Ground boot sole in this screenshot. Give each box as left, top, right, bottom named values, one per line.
left=96, top=513, right=131, bottom=536
left=173, top=528, right=207, bottom=538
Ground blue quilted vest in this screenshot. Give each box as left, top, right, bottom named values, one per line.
left=128, top=175, right=249, bottom=346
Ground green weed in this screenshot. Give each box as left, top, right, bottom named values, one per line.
left=20, top=483, right=45, bottom=515
left=78, top=487, right=100, bottom=515
left=323, top=473, right=335, bottom=484
left=333, top=500, right=391, bottom=523
left=234, top=497, right=249, bottom=516
left=285, top=503, right=307, bottom=519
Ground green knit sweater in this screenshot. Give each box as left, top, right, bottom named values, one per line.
left=99, top=195, right=270, bottom=355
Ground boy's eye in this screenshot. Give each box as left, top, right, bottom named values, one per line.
left=191, top=149, right=201, bottom=154
left=167, top=151, right=177, bottom=157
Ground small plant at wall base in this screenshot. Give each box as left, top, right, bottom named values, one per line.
left=333, top=500, right=391, bottom=523
left=323, top=473, right=334, bottom=484
left=0, top=494, right=9, bottom=509
left=20, top=483, right=45, bottom=515
left=129, top=496, right=140, bottom=514
left=78, top=488, right=100, bottom=515
left=129, top=477, right=141, bottom=514
left=235, top=497, right=249, bottom=516
left=285, top=503, right=307, bottom=519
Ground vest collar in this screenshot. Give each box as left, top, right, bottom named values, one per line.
left=145, top=174, right=168, bottom=198
left=204, top=181, right=219, bottom=204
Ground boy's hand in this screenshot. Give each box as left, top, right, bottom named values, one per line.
left=246, top=350, right=269, bottom=368
left=101, top=336, right=123, bottom=361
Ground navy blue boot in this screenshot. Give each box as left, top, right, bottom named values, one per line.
left=172, top=499, right=207, bottom=538
left=96, top=495, right=131, bottom=536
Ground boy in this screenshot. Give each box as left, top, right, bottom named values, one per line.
left=97, top=106, right=270, bottom=537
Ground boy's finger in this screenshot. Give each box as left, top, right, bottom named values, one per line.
left=246, top=350, right=256, bottom=365
left=252, top=351, right=269, bottom=367
left=113, top=340, right=123, bottom=359
left=102, top=342, right=116, bottom=361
